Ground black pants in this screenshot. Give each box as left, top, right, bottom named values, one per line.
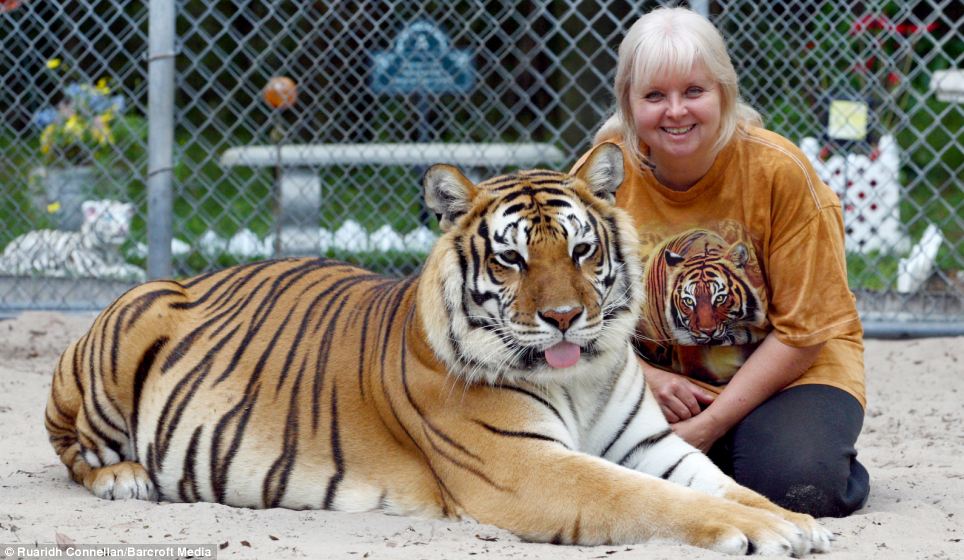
left=707, top=384, right=870, bottom=518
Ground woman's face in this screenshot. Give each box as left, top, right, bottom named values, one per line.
left=629, top=63, right=722, bottom=168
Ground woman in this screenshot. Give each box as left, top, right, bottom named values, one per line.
left=581, top=6, right=869, bottom=518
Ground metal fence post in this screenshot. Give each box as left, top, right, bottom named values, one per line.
left=0, top=2, right=960, bottom=330
left=689, top=0, right=710, bottom=17
left=147, top=0, right=175, bottom=279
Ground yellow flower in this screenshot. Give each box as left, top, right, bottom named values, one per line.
left=95, top=78, right=110, bottom=95
left=46, top=58, right=61, bottom=70
left=63, top=115, right=84, bottom=137
left=40, top=124, right=55, bottom=154
left=91, top=115, right=113, bottom=144
left=47, top=201, right=62, bottom=214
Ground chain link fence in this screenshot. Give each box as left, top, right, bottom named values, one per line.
left=1, top=1, right=961, bottom=333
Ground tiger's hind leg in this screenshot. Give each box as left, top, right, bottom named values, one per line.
left=48, top=403, right=157, bottom=501
left=46, top=339, right=155, bottom=501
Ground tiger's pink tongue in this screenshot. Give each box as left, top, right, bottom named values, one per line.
left=544, top=341, right=581, bottom=369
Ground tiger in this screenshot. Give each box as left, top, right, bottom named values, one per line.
left=651, top=228, right=766, bottom=347
left=0, top=199, right=145, bottom=282
left=44, top=143, right=830, bottom=555
left=638, top=228, right=769, bottom=385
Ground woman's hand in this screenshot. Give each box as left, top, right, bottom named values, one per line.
left=638, top=357, right=716, bottom=423
left=671, top=334, right=827, bottom=452
left=671, top=412, right=725, bottom=452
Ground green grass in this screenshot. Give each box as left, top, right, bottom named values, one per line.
left=2, top=112, right=960, bottom=287
left=846, top=253, right=900, bottom=292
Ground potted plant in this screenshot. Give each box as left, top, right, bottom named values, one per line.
left=31, top=58, right=124, bottom=230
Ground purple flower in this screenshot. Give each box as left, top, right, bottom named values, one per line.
left=32, top=107, right=58, bottom=129
left=64, top=82, right=83, bottom=99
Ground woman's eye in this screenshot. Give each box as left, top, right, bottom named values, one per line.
left=644, top=91, right=664, bottom=101
left=572, top=243, right=594, bottom=260
left=685, top=86, right=704, bottom=97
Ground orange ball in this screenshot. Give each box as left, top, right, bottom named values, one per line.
left=0, top=0, right=23, bottom=13
left=263, top=76, right=297, bottom=110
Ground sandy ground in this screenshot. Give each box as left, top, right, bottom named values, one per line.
left=0, top=311, right=961, bottom=560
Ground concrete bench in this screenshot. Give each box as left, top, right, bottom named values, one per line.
left=931, top=69, right=963, bottom=103
left=220, top=142, right=565, bottom=254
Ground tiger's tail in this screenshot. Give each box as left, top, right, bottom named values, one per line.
left=44, top=337, right=95, bottom=483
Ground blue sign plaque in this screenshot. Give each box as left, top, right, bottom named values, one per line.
left=370, top=20, right=474, bottom=95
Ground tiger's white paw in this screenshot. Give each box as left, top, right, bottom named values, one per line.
left=811, top=525, right=834, bottom=553
left=83, top=461, right=157, bottom=501
left=781, top=510, right=834, bottom=554
left=699, top=510, right=813, bottom=556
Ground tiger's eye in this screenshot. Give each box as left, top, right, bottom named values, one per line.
left=496, top=250, right=524, bottom=267
left=572, top=243, right=594, bottom=260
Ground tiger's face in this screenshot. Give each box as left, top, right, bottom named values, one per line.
left=420, top=143, right=642, bottom=386
left=82, top=200, right=135, bottom=247
left=664, top=236, right=764, bottom=346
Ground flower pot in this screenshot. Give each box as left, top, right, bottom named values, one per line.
left=35, top=165, right=96, bottom=230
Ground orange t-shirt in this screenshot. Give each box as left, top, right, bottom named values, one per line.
left=577, top=127, right=865, bottom=407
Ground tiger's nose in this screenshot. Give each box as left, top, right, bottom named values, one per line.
left=538, top=306, right=583, bottom=333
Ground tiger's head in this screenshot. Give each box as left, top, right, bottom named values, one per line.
left=662, top=231, right=765, bottom=346
left=81, top=199, right=135, bottom=248
left=418, top=143, right=642, bottom=386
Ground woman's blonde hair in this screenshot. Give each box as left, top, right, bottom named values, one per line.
left=596, top=6, right=762, bottom=169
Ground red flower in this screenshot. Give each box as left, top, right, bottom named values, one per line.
left=854, top=56, right=878, bottom=74
left=886, top=72, right=901, bottom=87
left=806, top=40, right=816, bottom=50
left=851, top=14, right=890, bottom=34
left=895, top=21, right=939, bottom=35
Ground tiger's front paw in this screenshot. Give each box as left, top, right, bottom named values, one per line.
left=723, top=484, right=833, bottom=554
left=689, top=505, right=819, bottom=556
left=779, top=510, right=833, bottom=554
left=83, top=461, right=157, bottom=501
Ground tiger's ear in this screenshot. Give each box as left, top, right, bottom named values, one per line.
left=572, top=142, right=624, bottom=203
left=81, top=200, right=104, bottom=221
left=423, top=164, right=478, bottom=232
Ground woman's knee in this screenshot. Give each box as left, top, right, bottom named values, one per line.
left=727, top=385, right=870, bottom=517
left=738, top=458, right=869, bottom=517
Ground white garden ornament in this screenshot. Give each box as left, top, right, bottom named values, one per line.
left=800, top=135, right=908, bottom=254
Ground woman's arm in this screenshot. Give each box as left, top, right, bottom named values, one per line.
left=671, top=332, right=825, bottom=452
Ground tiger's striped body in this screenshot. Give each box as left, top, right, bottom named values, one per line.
left=45, top=145, right=830, bottom=554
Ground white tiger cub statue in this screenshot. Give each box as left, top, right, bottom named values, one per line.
left=0, top=200, right=145, bottom=282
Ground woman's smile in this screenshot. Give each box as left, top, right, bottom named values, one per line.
left=662, top=124, right=697, bottom=135
left=630, top=63, right=722, bottom=187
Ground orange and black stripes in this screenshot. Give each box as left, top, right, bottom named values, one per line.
left=44, top=152, right=731, bottom=548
